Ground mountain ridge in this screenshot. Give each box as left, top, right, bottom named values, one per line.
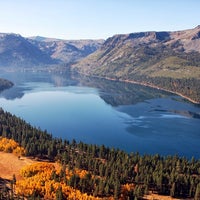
left=0, top=33, right=104, bottom=68
left=0, top=33, right=57, bottom=67
left=72, top=26, right=200, bottom=103
left=28, top=37, right=104, bottom=64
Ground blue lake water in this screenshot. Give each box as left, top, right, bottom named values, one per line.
left=0, top=71, right=200, bottom=158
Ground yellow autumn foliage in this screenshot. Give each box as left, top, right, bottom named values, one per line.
left=75, top=168, right=88, bottom=179
left=121, top=183, right=135, bottom=199
left=0, top=137, right=25, bottom=155
left=16, top=162, right=106, bottom=200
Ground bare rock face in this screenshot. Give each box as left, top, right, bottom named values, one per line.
left=168, top=25, right=200, bottom=53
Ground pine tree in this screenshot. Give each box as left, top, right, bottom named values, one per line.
left=170, top=182, right=175, bottom=197
left=56, top=186, right=63, bottom=200
left=195, top=183, right=200, bottom=200
left=114, top=180, right=120, bottom=200
left=104, top=183, right=110, bottom=196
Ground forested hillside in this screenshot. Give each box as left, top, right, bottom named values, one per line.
left=0, top=108, right=200, bottom=199
left=72, top=26, right=200, bottom=103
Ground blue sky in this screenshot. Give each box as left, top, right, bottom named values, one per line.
left=0, top=0, right=200, bottom=39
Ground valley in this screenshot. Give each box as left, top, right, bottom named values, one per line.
left=0, top=25, right=200, bottom=199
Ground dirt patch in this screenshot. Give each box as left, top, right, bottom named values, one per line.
left=144, top=193, right=193, bottom=200
left=0, top=152, right=36, bottom=181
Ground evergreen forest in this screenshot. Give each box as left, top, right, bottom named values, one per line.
left=0, top=108, right=200, bottom=199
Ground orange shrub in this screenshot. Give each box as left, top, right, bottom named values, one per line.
left=0, top=137, right=25, bottom=155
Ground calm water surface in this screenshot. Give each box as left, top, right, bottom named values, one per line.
left=0, top=71, right=199, bottom=158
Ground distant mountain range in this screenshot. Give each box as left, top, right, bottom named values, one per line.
left=0, top=33, right=104, bottom=67
left=0, top=33, right=54, bottom=67
left=28, top=37, right=103, bottom=65
left=72, top=26, right=200, bottom=103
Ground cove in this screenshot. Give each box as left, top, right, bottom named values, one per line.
left=0, top=70, right=199, bottom=158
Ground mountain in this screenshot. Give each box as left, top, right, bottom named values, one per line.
left=28, top=37, right=104, bottom=64
left=72, top=26, right=200, bottom=103
left=0, top=33, right=104, bottom=68
left=0, top=33, right=56, bottom=67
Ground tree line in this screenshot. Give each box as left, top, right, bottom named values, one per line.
left=0, top=108, right=200, bottom=199
left=125, top=75, right=200, bottom=103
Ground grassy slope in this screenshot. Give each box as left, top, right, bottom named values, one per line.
left=143, top=56, right=200, bottom=79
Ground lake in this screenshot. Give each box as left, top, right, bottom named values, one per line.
left=0, top=70, right=200, bottom=158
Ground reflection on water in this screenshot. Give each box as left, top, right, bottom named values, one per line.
left=0, top=70, right=200, bottom=158
left=154, top=109, right=200, bottom=119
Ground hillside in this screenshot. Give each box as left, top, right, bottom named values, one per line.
left=0, top=33, right=56, bottom=67
left=72, top=26, right=200, bottom=103
left=0, top=108, right=200, bottom=199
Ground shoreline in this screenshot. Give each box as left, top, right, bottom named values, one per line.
left=119, top=78, right=200, bottom=105
left=76, top=72, right=200, bottom=105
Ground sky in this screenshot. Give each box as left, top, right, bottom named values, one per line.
left=0, top=0, right=200, bottom=40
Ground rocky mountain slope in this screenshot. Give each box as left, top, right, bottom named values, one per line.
left=0, top=33, right=55, bottom=67
left=0, top=33, right=104, bottom=68
left=72, top=26, right=200, bottom=103
left=28, top=37, right=104, bottom=64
